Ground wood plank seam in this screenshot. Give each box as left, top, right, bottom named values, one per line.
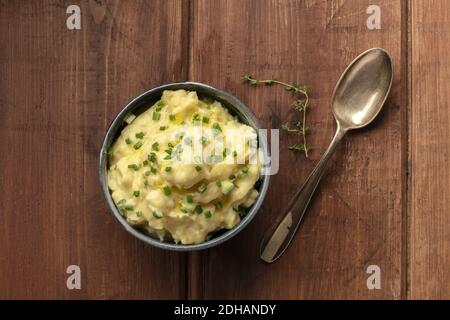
left=401, top=0, right=412, bottom=300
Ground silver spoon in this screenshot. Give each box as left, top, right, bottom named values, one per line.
left=260, top=48, right=393, bottom=263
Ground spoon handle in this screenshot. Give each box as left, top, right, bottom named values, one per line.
left=260, top=123, right=347, bottom=263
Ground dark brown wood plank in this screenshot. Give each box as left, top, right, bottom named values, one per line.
left=189, top=0, right=403, bottom=299
left=0, top=0, right=188, bottom=299
left=409, top=0, right=450, bottom=299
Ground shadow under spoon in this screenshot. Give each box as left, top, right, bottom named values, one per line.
left=260, top=48, right=394, bottom=263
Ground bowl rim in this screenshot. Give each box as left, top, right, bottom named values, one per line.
left=99, top=81, right=270, bottom=251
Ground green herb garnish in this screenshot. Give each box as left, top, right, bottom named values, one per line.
left=242, top=73, right=310, bottom=157
left=198, top=183, right=207, bottom=194
left=135, top=132, right=145, bottom=139
left=194, top=204, right=203, bottom=214
left=212, top=123, right=222, bottom=132
left=148, top=152, right=157, bottom=163
left=152, top=112, right=161, bottom=121
left=133, top=190, right=140, bottom=197
left=163, top=185, right=172, bottom=196
left=125, top=138, right=132, bottom=145
left=133, top=141, right=143, bottom=150
left=195, top=165, right=202, bottom=172
left=107, top=146, right=114, bottom=161
left=152, top=210, right=163, bottom=219
left=204, top=211, right=212, bottom=219
left=165, top=166, right=172, bottom=172
left=186, top=195, right=193, bottom=203
left=184, top=137, right=192, bottom=145
left=128, top=164, right=140, bottom=171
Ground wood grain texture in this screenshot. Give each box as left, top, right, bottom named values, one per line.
left=0, top=0, right=188, bottom=299
left=4, top=0, right=450, bottom=300
left=189, top=0, right=403, bottom=299
left=409, top=0, right=450, bottom=299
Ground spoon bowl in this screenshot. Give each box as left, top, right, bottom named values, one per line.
left=332, top=48, right=393, bottom=130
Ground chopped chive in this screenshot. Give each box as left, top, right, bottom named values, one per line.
left=152, top=112, right=161, bottom=121
left=195, top=165, right=202, bottom=172
left=128, top=164, right=140, bottom=171
left=148, top=152, right=157, bottom=163
left=216, top=181, right=222, bottom=188
left=204, top=210, right=212, bottom=219
left=202, top=116, right=209, bottom=124
left=200, top=136, right=208, bottom=145
left=184, top=137, right=192, bottom=145
left=229, top=174, right=236, bottom=180
left=117, top=199, right=126, bottom=206
left=125, top=138, right=132, bottom=145
left=135, top=132, right=145, bottom=139
left=107, top=146, right=114, bottom=161
left=136, top=211, right=142, bottom=217
left=152, top=210, right=163, bottom=219
left=194, top=204, right=203, bottom=214
left=160, top=126, right=167, bottom=131
left=152, top=142, right=159, bottom=151
left=222, top=148, right=228, bottom=158
left=133, top=141, right=143, bottom=149
left=212, top=123, right=222, bottom=132
left=124, top=205, right=134, bottom=211
left=168, top=142, right=174, bottom=148
left=233, top=150, right=238, bottom=158
left=150, top=167, right=157, bottom=174
left=192, top=113, right=201, bottom=124
left=165, top=166, right=172, bottom=172
left=205, top=233, right=213, bottom=241
left=233, top=205, right=247, bottom=217
left=242, top=166, right=249, bottom=174
left=157, top=100, right=165, bottom=107
left=186, top=195, right=193, bottom=203
left=133, top=190, right=140, bottom=197
left=169, top=114, right=176, bottom=121
left=143, top=160, right=149, bottom=166
left=164, top=155, right=172, bottom=160
left=214, top=201, right=223, bottom=209
left=165, top=148, right=173, bottom=155
left=163, top=185, right=172, bottom=196
left=198, top=183, right=207, bottom=194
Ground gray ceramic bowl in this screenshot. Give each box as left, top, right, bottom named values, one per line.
left=99, top=82, right=270, bottom=251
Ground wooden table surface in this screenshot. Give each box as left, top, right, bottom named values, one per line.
left=0, top=0, right=449, bottom=299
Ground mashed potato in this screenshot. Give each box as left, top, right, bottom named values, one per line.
left=107, top=89, right=261, bottom=244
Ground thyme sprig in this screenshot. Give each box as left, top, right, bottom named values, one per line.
left=242, top=73, right=310, bottom=157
